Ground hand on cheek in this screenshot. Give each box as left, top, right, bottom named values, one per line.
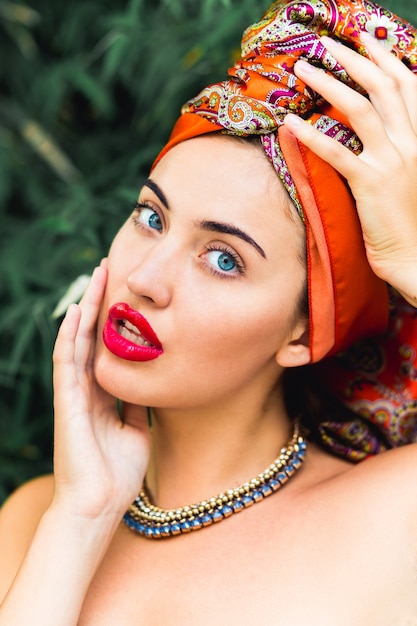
left=52, top=264, right=150, bottom=524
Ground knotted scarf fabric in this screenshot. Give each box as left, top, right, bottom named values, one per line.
left=153, top=0, right=417, bottom=460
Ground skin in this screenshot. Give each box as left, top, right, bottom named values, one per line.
left=93, top=134, right=309, bottom=507
left=0, top=34, right=417, bottom=626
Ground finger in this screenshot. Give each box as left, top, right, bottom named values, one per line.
left=294, top=57, right=390, bottom=154
left=74, top=266, right=107, bottom=370
left=319, top=35, right=417, bottom=137
left=283, top=113, right=360, bottom=181
left=294, top=57, right=412, bottom=153
left=53, top=303, right=84, bottom=415
left=53, top=303, right=81, bottom=366
left=359, top=33, right=417, bottom=132
left=325, top=33, right=417, bottom=129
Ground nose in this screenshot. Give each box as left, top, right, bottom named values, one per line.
left=126, top=239, right=177, bottom=307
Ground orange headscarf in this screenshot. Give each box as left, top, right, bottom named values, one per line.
left=154, top=0, right=417, bottom=363
left=153, top=0, right=417, bottom=459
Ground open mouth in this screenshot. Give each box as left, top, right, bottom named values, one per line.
left=102, top=302, right=163, bottom=362
left=118, top=319, right=155, bottom=348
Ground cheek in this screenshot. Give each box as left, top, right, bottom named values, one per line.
left=107, top=228, right=133, bottom=278
left=177, top=288, right=294, bottom=370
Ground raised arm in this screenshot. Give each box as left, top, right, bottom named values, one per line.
left=284, top=34, right=417, bottom=307
left=0, top=264, right=150, bottom=626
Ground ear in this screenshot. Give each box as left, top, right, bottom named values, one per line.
left=275, top=319, right=310, bottom=368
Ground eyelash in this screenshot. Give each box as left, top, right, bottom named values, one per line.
left=131, top=200, right=246, bottom=280
left=131, top=201, right=163, bottom=231
left=203, top=244, right=246, bottom=280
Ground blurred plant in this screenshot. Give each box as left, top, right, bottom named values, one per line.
left=0, top=0, right=416, bottom=503
left=0, top=0, right=273, bottom=502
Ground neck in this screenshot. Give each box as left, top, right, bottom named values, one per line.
left=145, top=384, right=292, bottom=509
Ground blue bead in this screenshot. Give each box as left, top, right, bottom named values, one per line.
left=202, top=514, right=213, bottom=526
left=180, top=521, right=191, bottom=533
left=191, top=518, right=202, bottom=529
left=252, top=490, right=263, bottom=502
left=160, top=525, right=171, bottom=537
left=277, top=472, right=288, bottom=484
left=212, top=510, right=223, bottom=522
left=232, top=500, right=244, bottom=513
left=269, top=479, right=280, bottom=492
left=261, top=484, right=273, bottom=497
left=170, top=523, right=182, bottom=535
left=123, top=514, right=150, bottom=536
left=242, top=495, right=254, bottom=508
left=221, top=505, right=233, bottom=517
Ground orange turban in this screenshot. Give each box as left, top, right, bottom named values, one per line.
left=153, top=0, right=417, bottom=459
left=154, top=0, right=417, bottom=363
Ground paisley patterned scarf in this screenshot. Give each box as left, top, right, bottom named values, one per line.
left=153, top=0, right=417, bottom=460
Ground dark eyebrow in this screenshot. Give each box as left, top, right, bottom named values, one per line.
left=198, top=220, right=266, bottom=259
left=141, top=178, right=170, bottom=209
left=141, top=179, right=265, bottom=259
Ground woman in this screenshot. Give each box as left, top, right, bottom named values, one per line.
left=0, top=0, right=417, bottom=623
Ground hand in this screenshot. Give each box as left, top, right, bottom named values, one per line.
left=52, top=262, right=150, bottom=523
left=283, top=34, right=417, bottom=306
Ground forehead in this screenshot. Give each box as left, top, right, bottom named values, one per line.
left=152, top=135, right=296, bottom=219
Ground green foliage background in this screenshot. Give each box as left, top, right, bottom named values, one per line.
left=1, top=0, right=416, bottom=503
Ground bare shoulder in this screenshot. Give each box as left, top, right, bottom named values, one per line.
left=343, top=443, right=417, bottom=526
left=0, top=474, right=54, bottom=600
left=307, top=441, right=417, bottom=524
left=356, top=442, right=417, bottom=487
left=331, top=441, right=417, bottom=491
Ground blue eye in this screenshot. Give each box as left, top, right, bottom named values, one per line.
left=206, top=249, right=238, bottom=273
left=135, top=205, right=162, bottom=231
left=148, top=211, right=162, bottom=230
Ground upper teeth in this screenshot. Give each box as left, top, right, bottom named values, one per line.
left=119, top=320, right=154, bottom=347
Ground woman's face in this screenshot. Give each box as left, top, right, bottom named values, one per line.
left=94, top=135, right=309, bottom=409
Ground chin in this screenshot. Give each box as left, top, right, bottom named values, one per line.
left=93, top=349, right=148, bottom=405
left=93, top=343, right=185, bottom=409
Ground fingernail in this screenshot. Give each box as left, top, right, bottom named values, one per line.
left=284, top=113, right=302, bottom=128
left=360, top=31, right=377, bottom=45
left=66, top=302, right=79, bottom=317
left=320, top=35, right=342, bottom=49
left=295, top=59, right=320, bottom=73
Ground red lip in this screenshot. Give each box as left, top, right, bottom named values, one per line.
left=103, top=302, right=163, bottom=362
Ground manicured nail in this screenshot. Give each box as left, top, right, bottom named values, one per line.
left=284, top=113, right=303, bottom=128
left=320, top=35, right=342, bottom=49
left=295, top=59, right=320, bottom=73
left=360, top=31, right=377, bottom=45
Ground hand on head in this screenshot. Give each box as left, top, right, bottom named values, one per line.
left=284, top=34, right=417, bottom=307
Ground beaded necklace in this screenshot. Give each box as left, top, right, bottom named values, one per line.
left=123, top=421, right=306, bottom=539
